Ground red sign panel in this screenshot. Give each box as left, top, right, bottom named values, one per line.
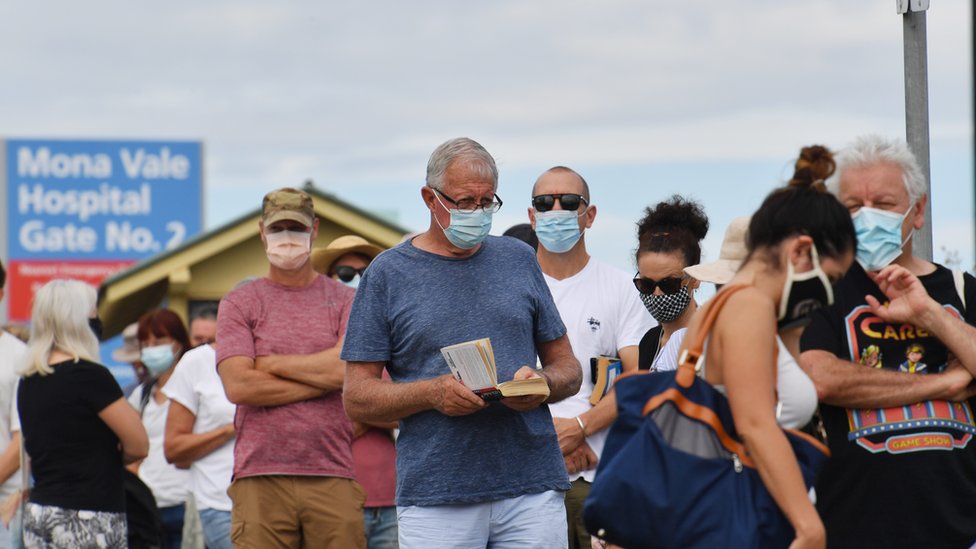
left=6, top=260, right=136, bottom=321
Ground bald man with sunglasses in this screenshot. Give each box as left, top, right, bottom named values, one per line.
left=528, top=166, right=655, bottom=549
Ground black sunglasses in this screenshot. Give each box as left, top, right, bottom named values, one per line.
left=334, top=265, right=366, bottom=283
left=632, top=273, right=689, bottom=295
left=531, top=194, right=588, bottom=213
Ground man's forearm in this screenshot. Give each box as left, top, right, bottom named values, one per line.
left=804, top=350, right=962, bottom=408
left=579, top=391, right=617, bottom=435
left=344, top=372, right=434, bottom=423
left=921, top=307, right=976, bottom=377
left=542, top=356, right=583, bottom=403
left=219, top=361, right=326, bottom=407
left=255, top=347, right=345, bottom=391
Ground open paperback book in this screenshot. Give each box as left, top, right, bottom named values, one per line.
left=440, top=338, right=551, bottom=401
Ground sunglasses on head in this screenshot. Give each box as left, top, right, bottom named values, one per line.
left=632, top=273, right=689, bottom=295
left=531, top=194, right=588, bottom=213
left=333, top=266, right=366, bottom=283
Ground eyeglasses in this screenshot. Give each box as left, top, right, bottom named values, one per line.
left=333, top=266, right=366, bottom=283
left=433, top=188, right=503, bottom=213
left=632, top=273, right=689, bottom=295
left=531, top=194, right=588, bottom=212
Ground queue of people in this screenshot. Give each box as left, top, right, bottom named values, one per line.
left=0, top=133, right=974, bottom=549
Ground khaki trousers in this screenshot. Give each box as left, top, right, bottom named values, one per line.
left=228, top=475, right=366, bottom=549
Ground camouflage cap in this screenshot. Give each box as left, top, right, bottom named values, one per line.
left=262, top=187, right=315, bottom=227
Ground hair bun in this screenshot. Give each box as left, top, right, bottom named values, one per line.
left=788, top=145, right=835, bottom=192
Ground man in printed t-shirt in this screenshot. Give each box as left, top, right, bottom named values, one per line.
left=800, top=136, right=976, bottom=547
left=216, top=188, right=365, bottom=548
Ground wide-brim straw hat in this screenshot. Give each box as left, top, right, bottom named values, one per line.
left=684, top=216, right=750, bottom=285
left=311, top=235, right=384, bottom=275
left=111, top=322, right=141, bottom=363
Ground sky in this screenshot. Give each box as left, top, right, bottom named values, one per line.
left=1, top=1, right=973, bottom=278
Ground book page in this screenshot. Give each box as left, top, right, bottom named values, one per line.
left=440, top=338, right=497, bottom=391
left=497, top=376, right=550, bottom=398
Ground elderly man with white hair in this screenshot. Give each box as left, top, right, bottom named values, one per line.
left=800, top=135, right=976, bottom=547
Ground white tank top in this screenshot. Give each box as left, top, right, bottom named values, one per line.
left=703, top=336, right=818, bottom=429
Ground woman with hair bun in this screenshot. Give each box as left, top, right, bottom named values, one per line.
left=678, top=144, right=856, bottom=547
left=633, top=195, right=709, bottom=371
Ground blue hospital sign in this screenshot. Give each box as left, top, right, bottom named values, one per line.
left=4, top=139, right=203, bottom=320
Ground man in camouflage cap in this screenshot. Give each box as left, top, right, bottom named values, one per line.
left=217, top=187, right=364, bottom=547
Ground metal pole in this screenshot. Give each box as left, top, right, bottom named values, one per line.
left=900, top=0, right=933, bottom=261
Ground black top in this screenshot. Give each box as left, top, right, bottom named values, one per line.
left=18, top=358, right=126, bottom=512
left=801, top=263, right=976, bottom=547
left=637, top=326, right=663, bottom=371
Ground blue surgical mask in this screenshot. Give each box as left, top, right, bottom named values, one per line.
left=535, top=210, right=584, bottom=253
left=852, top=205, right=913, bottom=271
left=140, top=344, right=176, bottom=375
left=433, top=193, right=493, bottom=249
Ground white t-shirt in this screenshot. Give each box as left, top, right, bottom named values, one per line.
left=161, top=344, right=234, bottom=511
left=651, top=327, right=687, bottom=373
left=0, top=331, right=26, bottom=501
left=128, top=377, right=190, bottom=508
left=546, top=258, right=656, bottom=482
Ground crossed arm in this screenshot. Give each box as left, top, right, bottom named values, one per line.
left=801, top=265, right=976, bottom=408
left=218, top=336, right=347, bottom=407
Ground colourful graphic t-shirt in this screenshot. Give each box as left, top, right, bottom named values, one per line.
left=801, top=263, right=976, bottom=547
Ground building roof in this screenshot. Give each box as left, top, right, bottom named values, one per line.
left=97, top=182, right=410, bottom=338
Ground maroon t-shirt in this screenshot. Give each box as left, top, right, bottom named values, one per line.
left=351, top=370, right=396, bottom=507
left=217, top=275, right=355, bottom=479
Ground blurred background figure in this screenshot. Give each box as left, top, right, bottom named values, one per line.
left=502, top=223, right=539, bottom=251
left=113, top=322, right=149, bottom=397
left=633, top=196, right=709, bottom=371
left=645, top=215, right=753, bottom=373
left=128, top=309, right=192, bottom=549
left=163, top=306, right=235, bottom=549
left=0, top=260, right=27, bottom=549
left=312, top=235, right=383, bottom=289
left=313, top=235, right=398, bottom=549
left=17, top=279, right=148, bottom=548
left=188, top=306, right=218, bottom=349
left=0, top=325, right=28, bottom=345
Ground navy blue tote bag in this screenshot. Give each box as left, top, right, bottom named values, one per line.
left=583, top=285, right=829, bottom=548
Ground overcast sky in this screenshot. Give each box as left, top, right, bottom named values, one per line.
left=2, top=0, right=972, bottom=274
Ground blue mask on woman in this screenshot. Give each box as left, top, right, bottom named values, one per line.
left=535, top=210, right=583, bottom=253
left=140, top=344, right=176, bottom=375
left=433, top=194, right=493, bottom=249
left=852, top=205, right=913, bottom=271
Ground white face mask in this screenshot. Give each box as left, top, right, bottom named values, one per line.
left=265, top=230, right=311, bottom=270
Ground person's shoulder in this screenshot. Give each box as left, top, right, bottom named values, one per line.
left=484, top=235, right=538, bottom=265
left=180, top=343, right=217, bottom=365
left=0, top=330, right=27, bottom=355
left=223, top=277, right=267, bottom=302
left=716, top=285, right=775, bottom=321
left=588, top=257, right=633, bottom=281
left=365, top=240, right=415, bottom=271
left=67, top=358, right=116, bottom=381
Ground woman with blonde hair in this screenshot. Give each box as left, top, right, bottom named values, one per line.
left=17, top=279, right=148, bottom=548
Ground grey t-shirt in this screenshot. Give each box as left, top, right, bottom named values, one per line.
left=341, top=235, right=570, bottom=506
